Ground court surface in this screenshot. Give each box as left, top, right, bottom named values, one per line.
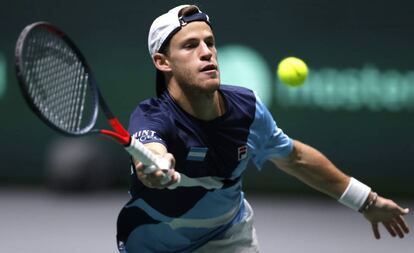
left=0, top=188, right=412, bottom=253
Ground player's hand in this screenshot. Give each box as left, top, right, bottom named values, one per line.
left=135, top=153, right=179, bottom=189
left=363, top=195, right=410, bottom=239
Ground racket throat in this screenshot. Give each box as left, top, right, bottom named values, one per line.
left=101, top=118, right=131, bottom=145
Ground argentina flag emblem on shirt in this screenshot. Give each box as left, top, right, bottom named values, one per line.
left=187, top=147, right=208, bottom=161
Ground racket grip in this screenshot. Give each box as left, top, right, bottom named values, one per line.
left=125, top=137, right=171, bottom=172
left=125, top=137, right=176, bottom=186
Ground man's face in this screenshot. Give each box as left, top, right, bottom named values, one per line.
left=166, top=21, right=220, bottom=94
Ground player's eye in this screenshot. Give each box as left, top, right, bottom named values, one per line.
left=205, top=39, right=215, bottom=48
left=184, top=42, right=198, bottom=49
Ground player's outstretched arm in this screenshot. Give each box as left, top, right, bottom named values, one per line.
left=272, top=140, right=349, bottom=199
left=272, top=140, right=410, bottom=239
left=132, top=142, right=179, bottom=189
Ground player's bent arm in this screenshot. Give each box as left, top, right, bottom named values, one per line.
left=272, top=139, right=410, bottom=239
left=272, top=139, right=349, bottom=199
left=132, top=142, right=179, bottom=189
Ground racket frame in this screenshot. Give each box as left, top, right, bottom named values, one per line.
left=15, top=21, right=99, bottom=137
left=15, top=21, right=131, bottom=145
left=15, top=21, right=175, bottom=182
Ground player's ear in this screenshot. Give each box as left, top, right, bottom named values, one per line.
left=153, top=53, right=172, bottom=72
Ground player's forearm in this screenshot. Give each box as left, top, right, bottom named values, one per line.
left=273, top=140, right=350, bottom=199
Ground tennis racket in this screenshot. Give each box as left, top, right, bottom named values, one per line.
left=15, top=21, right=174, bottom=184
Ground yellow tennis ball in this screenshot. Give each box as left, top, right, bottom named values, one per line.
left=277, top=57, right=308, bottom=87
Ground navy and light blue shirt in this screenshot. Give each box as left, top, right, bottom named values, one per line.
left=117, top=85, right=293, bottom=252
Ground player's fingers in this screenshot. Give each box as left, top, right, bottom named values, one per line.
left=144, top=177, right=164, bottom=189
left=398, top=207, right=410, bottom=215
left=135, top=161, right=145, bottom=172
left=171, top=170, right=179, bottom=182
left=137, top=168, right=161, bottom=187
left=136, top=169, right=147, bottom=180
left=137, top=173, right=147, bottom=181
left=372, top=223, right=380, bottom=239
left=160, top=171, right=175, bottom=185
left=142, top=168, right=171, bottom=187
left=153, top=169, right=166, bottom=178
left=164, top=169, right=179, bottom=185
left=163, top=153, right=176, bottom=169
left=384, top=223, right=397, bottom=237
left=139, top=153, right=177, bottom=188
left=390, top=220, right=405, bottom=238
left=395, top=216, right=410, bottom=234
left=137, top=174, right=153, bottom=187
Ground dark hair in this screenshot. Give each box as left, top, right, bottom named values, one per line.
left=156, top=5, right=202, bottom=97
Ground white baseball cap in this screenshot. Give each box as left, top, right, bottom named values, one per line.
left=148, top=4, right=210, bottom=57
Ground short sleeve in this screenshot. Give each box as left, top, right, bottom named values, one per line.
left=248, top=94, right=293, bottom=169
left=128, top=103, right=172, bottom=146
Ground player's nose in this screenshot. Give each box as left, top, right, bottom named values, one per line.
left=199, top=42, right=212, bottom=61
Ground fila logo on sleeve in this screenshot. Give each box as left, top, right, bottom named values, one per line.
left=238, top=145, right=248, bottom=161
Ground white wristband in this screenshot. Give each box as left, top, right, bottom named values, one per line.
left=338, top=177, right=371, bottom=211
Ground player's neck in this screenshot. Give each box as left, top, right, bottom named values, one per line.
left=168, top=85, right=225, bottom=121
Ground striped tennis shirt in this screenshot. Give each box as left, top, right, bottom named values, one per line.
left=117, top=85, right=293, bottom=252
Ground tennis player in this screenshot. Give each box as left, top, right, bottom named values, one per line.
left=116, top=5, right=410, bottom=252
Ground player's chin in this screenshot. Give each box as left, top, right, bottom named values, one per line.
left=202, top=74, right=220, bottom=86
left=201, top=79, right=220, bottom=92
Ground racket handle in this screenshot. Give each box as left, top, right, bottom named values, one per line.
left=125, top=137, right=174, bottom=185
left=125, top=137, right=171, bottom=171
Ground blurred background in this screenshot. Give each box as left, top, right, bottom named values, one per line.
left=0, top=0, right=413, bottom=252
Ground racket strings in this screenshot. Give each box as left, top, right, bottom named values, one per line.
left=46, top=37, right=85, bottom=132
left=22, top=28, right=94, bottom=133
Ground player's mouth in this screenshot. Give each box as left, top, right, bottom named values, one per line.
left=200, top=64, right=218, bottom=74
